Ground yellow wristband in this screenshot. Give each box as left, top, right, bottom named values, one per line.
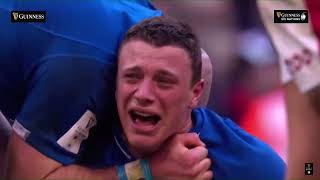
left=125, top=160, right=145, bottom=180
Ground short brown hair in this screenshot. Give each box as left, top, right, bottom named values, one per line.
left=119, top=16, right=202, bottom=86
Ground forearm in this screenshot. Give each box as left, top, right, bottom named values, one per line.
left=306, top=86, right=320, bottom=116
left=285, top=82, right=320, bottom=180
left=5, top=132, right=119, bottom=180
left=6, top=131, right=210, bottom=180
left=47, top=159, right=154, bottom=180
left=44, top=165, right=118, bottom=180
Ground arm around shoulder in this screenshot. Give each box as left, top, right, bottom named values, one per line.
left=4, top=132, right=118, bottom=180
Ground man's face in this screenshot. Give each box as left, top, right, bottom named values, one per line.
left=116, top=40, right=203, bottom=156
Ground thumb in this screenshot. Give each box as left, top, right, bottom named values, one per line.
left=187, top=146, right=208, bottom=163
left=178, top=133, right=205, bottom=149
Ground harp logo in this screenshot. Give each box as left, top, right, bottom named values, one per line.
left=276, top=12, right=283, bottom=18
left=12, top=12, right=19, bottom=21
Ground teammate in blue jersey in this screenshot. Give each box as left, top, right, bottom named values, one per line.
left=108, top=16, right=286, bottom=180
left=1, top=1, right=213, bottom=180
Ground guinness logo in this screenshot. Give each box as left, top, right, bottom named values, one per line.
left=11, top=11, right=46, bottom=23
left=274, top=10, right=308, bottom=23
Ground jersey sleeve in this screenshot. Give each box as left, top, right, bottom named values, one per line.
left=14, top=55, right=117, bottom=165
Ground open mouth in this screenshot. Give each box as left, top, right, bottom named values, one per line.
left=129, top=110, right=161, bottom=126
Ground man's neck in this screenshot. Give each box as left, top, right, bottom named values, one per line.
left=127, top=111, right=195, bottom=158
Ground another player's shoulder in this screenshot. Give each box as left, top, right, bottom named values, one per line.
left=192, top=108, right=240, bottom=132
left=192, top=108, right=248, bottom=143
left=194, top=108, right=258, bottom=139
left=194, top=108, right=286, bottom=180
left=194, top=108, right=280, bottom=154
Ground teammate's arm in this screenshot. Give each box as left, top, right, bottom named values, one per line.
left=5, top=132, right=211, bottom=180
left=5, top=132, right=116, bottom=180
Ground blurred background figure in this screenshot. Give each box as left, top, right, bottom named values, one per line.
left=154, top=0, right=288, bottom=163
left=257, top=0, right=320, bottom=179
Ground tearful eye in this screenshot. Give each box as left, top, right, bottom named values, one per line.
left=157, top=78, right=170, bottom=83
left=157, top=81, right=172, bottom=89
left=123, top=73, right=142, bottom=84
left=123, top=73, right=137, bottom=78
left=156, top=78, right=175, bottom=89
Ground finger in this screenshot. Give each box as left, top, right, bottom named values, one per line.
left=191, top=158, right=211, bottom=176
left=177, top=133, right=205, bottom=148
left=198, top=170, right=213, bottom=180
left=186, top=146, right=208, bottom=165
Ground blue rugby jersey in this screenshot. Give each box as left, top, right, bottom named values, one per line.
left=91, top=108, right=286, bottom=180
left=0, top=0, right=161, bottom=165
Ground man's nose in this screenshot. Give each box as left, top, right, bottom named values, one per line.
left=133, top=79, right=155, bottom=106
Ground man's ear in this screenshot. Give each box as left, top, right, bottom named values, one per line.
left=198, top=49, right=213, bottom=106
left=189, top=79, right=204, bottom=108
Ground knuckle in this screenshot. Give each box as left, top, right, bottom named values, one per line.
left=200, top=147, right=208, bottom=157
left=202, top=147, right=208, bottom=154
